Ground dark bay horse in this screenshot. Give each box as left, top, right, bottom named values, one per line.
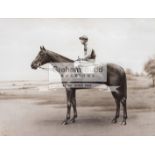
left=31, top=46, right=127, bottom=125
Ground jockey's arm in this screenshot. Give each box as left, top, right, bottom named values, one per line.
left=84, top=49, right=96, bottom=60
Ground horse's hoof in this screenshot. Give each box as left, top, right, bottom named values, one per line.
left=112, top=118, right=117, bottom=124
left=62, top=120, right=69, bottom=125
left=70, top=118, right=76, bottom=123
left=121, top=121, right=126, bottom=125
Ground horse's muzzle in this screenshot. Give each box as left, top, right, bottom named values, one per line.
left=31, top=63, right=37, bottom=69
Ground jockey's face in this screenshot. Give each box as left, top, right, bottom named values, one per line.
left=80, top=39, right=87, bottom=45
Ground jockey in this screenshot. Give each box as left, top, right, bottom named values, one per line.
left=78, top=35, right=96, bottom=63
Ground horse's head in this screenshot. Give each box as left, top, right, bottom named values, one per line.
left=31, top=46, right=51, bottom=69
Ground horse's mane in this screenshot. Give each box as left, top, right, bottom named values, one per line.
left=46, top=49, right=74, bottom=63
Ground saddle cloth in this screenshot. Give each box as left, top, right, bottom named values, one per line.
left=74, top=60, right=96, bottom=74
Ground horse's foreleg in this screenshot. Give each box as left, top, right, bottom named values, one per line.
left=64, top=89, right=77, bottom=123
left=62, top=89, right=72, bottom=125
left=62, top=101, right=71, bottom=125
left=70, top=95, right=77, bottom=123
left=121, top=97, right=127, bottom=125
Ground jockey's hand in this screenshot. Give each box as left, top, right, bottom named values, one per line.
left=77, top=57, right=81, bottom=61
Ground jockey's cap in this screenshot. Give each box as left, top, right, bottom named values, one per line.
left=79, top=35, right=88, bottom=41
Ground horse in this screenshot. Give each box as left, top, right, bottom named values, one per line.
left=31, top=46, right=127, bottom=125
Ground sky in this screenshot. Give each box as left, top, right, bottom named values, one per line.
left=0, top=18, right=155, bottom=81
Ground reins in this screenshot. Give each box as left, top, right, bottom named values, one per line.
left=39, top=66, right=50, bottom=71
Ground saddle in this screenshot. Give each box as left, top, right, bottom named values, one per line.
left=74, top=60, right=96, bottom=74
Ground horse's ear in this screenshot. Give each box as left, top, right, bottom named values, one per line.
left=40, top=46, right=46, bottom=51
left=40, top=46, right=43, bottom=50
left=42, top=46, right=46, bottom=51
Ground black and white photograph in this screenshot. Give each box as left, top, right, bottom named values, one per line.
left=0, top=18, right=155, bottom=135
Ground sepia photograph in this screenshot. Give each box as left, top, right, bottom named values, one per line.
left=0, top=18, right=155, bottom=135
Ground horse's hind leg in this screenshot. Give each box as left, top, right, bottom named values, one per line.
left=121, top=97, right=127, bottom=125
left=111, top=93, right=120, bottom=123
left=112, top=99, right=120, bottom=124
left=111, top=92, right=120, bottom=124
